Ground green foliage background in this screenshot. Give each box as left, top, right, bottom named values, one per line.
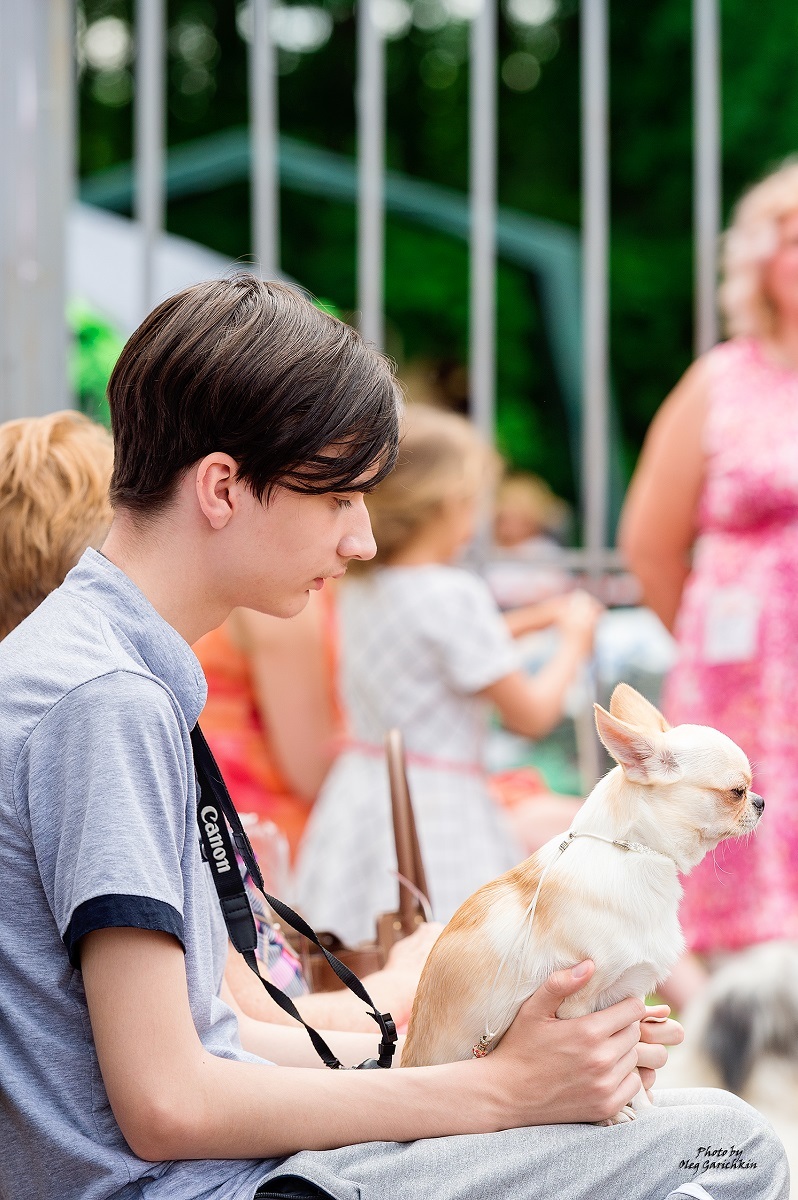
left=77, top=0, right=798, bottom=508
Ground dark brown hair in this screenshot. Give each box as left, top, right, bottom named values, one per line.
left=108, top=275, right=400, bottom=514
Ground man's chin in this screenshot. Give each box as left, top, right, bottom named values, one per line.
left=247, top=590, right=312, bottom=620
left=284, top=590, right=313, bottom=618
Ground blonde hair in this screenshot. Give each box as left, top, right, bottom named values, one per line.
left=359, top=403, right=496, bottom=568
left=720, top=159, right=798, bottom=337
left=495, top=473, right=569, bottom=541
left=0, top=411, right=114, bottom=639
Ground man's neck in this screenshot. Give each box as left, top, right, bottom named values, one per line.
left=101, top=514, right=230, bottom=647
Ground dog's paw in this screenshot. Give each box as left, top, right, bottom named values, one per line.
left=595, top=1105, right=637, bottom=1127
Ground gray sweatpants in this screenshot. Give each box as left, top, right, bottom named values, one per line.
left=262, top=1089, right=790, bottom=1200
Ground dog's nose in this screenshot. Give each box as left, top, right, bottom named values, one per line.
left=750, top=792, right=765, bottom=814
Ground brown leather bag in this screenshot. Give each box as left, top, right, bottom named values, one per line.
left=294, top=728, right=429, bottom=993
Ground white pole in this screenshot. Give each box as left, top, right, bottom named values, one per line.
left=356, top=0, right=385, bottom=349
left=250, top=0, right=280, bottom=277
left=0, top=0, right=72, bottom=419
left=134, top=0, right=165, bottom=319
left=469, top=0, right=497, bottom=448
left=578, top=0, right=609, bottom=791
left=693, top=0, right=720, bottom=355
left=580, top=0, right=609, bottom=575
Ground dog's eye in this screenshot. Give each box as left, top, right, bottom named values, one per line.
left=731, top=787, right=747, bottom=798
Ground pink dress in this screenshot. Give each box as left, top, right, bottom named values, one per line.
left=663, top=336, right=798, bottom=954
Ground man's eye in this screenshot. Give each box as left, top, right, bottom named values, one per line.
left=334, top=496, right=353, bottom=510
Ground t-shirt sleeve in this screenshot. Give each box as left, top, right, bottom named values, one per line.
left=426, top=570, right=520, bottom=693
left=18, top=671, right=191, bottom=968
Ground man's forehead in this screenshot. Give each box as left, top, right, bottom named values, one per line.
left=319, top=439, right=386, bottom=489
left=328, top=457, right=382, bottom=492
left=354, top=463, right=383, bottom=492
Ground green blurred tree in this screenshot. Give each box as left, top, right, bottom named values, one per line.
left=68, top=300, right=121, bottom=425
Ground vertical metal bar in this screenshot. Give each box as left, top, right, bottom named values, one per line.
left=469, top=0, right=497, bottom=448
left=693, top=0, right=720, bottom=355
left=356, top=0, right=385, bottom=349
left=250, top=0, right=280, bottom=277
left=134, top=0, right=165, bottom=318
left=578, top=0, right=609, bottom=792
left=0, top=0, right=72, bottom=419
left=580, top=0, right=609, bottom=574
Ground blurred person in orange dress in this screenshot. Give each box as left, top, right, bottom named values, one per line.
left=193, top=588, right=344, bottom=867
left=621, top=161, right=798, bottom=1010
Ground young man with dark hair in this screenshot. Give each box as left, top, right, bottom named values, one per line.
left=0, top=276, right=788, bottom=1200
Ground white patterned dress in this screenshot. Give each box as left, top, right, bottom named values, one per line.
left=293, top=565, right=524, bottom=945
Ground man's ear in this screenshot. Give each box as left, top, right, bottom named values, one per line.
left=195, top=453, right=240, bottom=531
left=594, top=704, right=681, bottom=784
left=609, top=683, right=671, bottom=733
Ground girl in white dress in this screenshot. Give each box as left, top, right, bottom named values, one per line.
left=294, top=405, right=601, bottom=945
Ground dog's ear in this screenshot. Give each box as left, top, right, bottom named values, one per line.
left=608, top=683, right=671, bottom=733
left=594, top=704, right=681, bottom=784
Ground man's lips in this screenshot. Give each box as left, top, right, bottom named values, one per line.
left=311, top=571, right=347, bottom=589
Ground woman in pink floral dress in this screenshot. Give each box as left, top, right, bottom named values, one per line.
left=620, top=162, right=798, bottom=1007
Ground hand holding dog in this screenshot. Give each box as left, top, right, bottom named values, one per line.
left=638, top=1002, right=683, bottom=1096
left=480, top=959, right=659, bottom=1126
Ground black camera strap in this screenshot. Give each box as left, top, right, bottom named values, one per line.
left=191, top=723, right=397, bottom=1070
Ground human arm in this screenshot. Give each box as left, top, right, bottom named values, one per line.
left=231, top=597, right=337, bottom=802
left=224, top=922, right=443, bottom=1032
left=234, top=979, right=681, bottom=1094
left=481, top=590, right=603, bottom=739
left=81, top=929, right=649, bottom=1161
left=618, top=358, right=709, bottom=632
left=502, top=594, right=574, bottom=639
left=219, top=970, right=388, bottom=1067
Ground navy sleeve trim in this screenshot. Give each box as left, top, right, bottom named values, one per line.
left=64, top=894, right=185, bottom=969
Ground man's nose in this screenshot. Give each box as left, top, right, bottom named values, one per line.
left=750, top=792, right=765, bottom=814
left=338, top=500, right=377, bottom=562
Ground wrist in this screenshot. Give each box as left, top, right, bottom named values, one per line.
left=438, top=1058, right=506, bottom=1134
left=363, top=968, right=414, bottom=1018
left=561, top=632, right=592, bottom=659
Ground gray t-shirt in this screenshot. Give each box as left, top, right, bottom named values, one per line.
left=0, top=549, right=281, bottom=1200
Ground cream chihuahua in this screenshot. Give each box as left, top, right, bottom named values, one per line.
left=402, top=684, right=763, bottom=1120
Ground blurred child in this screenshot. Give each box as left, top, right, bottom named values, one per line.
left=295, top=404, right=602, bottom=945
left=494, top=472, right=570, bottom=555
left=487, top=472, right=572, bottom=608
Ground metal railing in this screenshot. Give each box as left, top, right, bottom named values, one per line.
left=0, top=0, right=722, bottom=566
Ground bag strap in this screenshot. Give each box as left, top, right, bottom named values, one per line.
left=385, top=728, right=429, bottom=933
left=191, top=723, right=397, bottom=1070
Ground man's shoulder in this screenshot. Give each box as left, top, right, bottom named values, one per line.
left=0, top=589, right=183, bottom=773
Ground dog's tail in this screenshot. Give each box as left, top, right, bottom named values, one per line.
left=693, top=941, right=798, bottom=1095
